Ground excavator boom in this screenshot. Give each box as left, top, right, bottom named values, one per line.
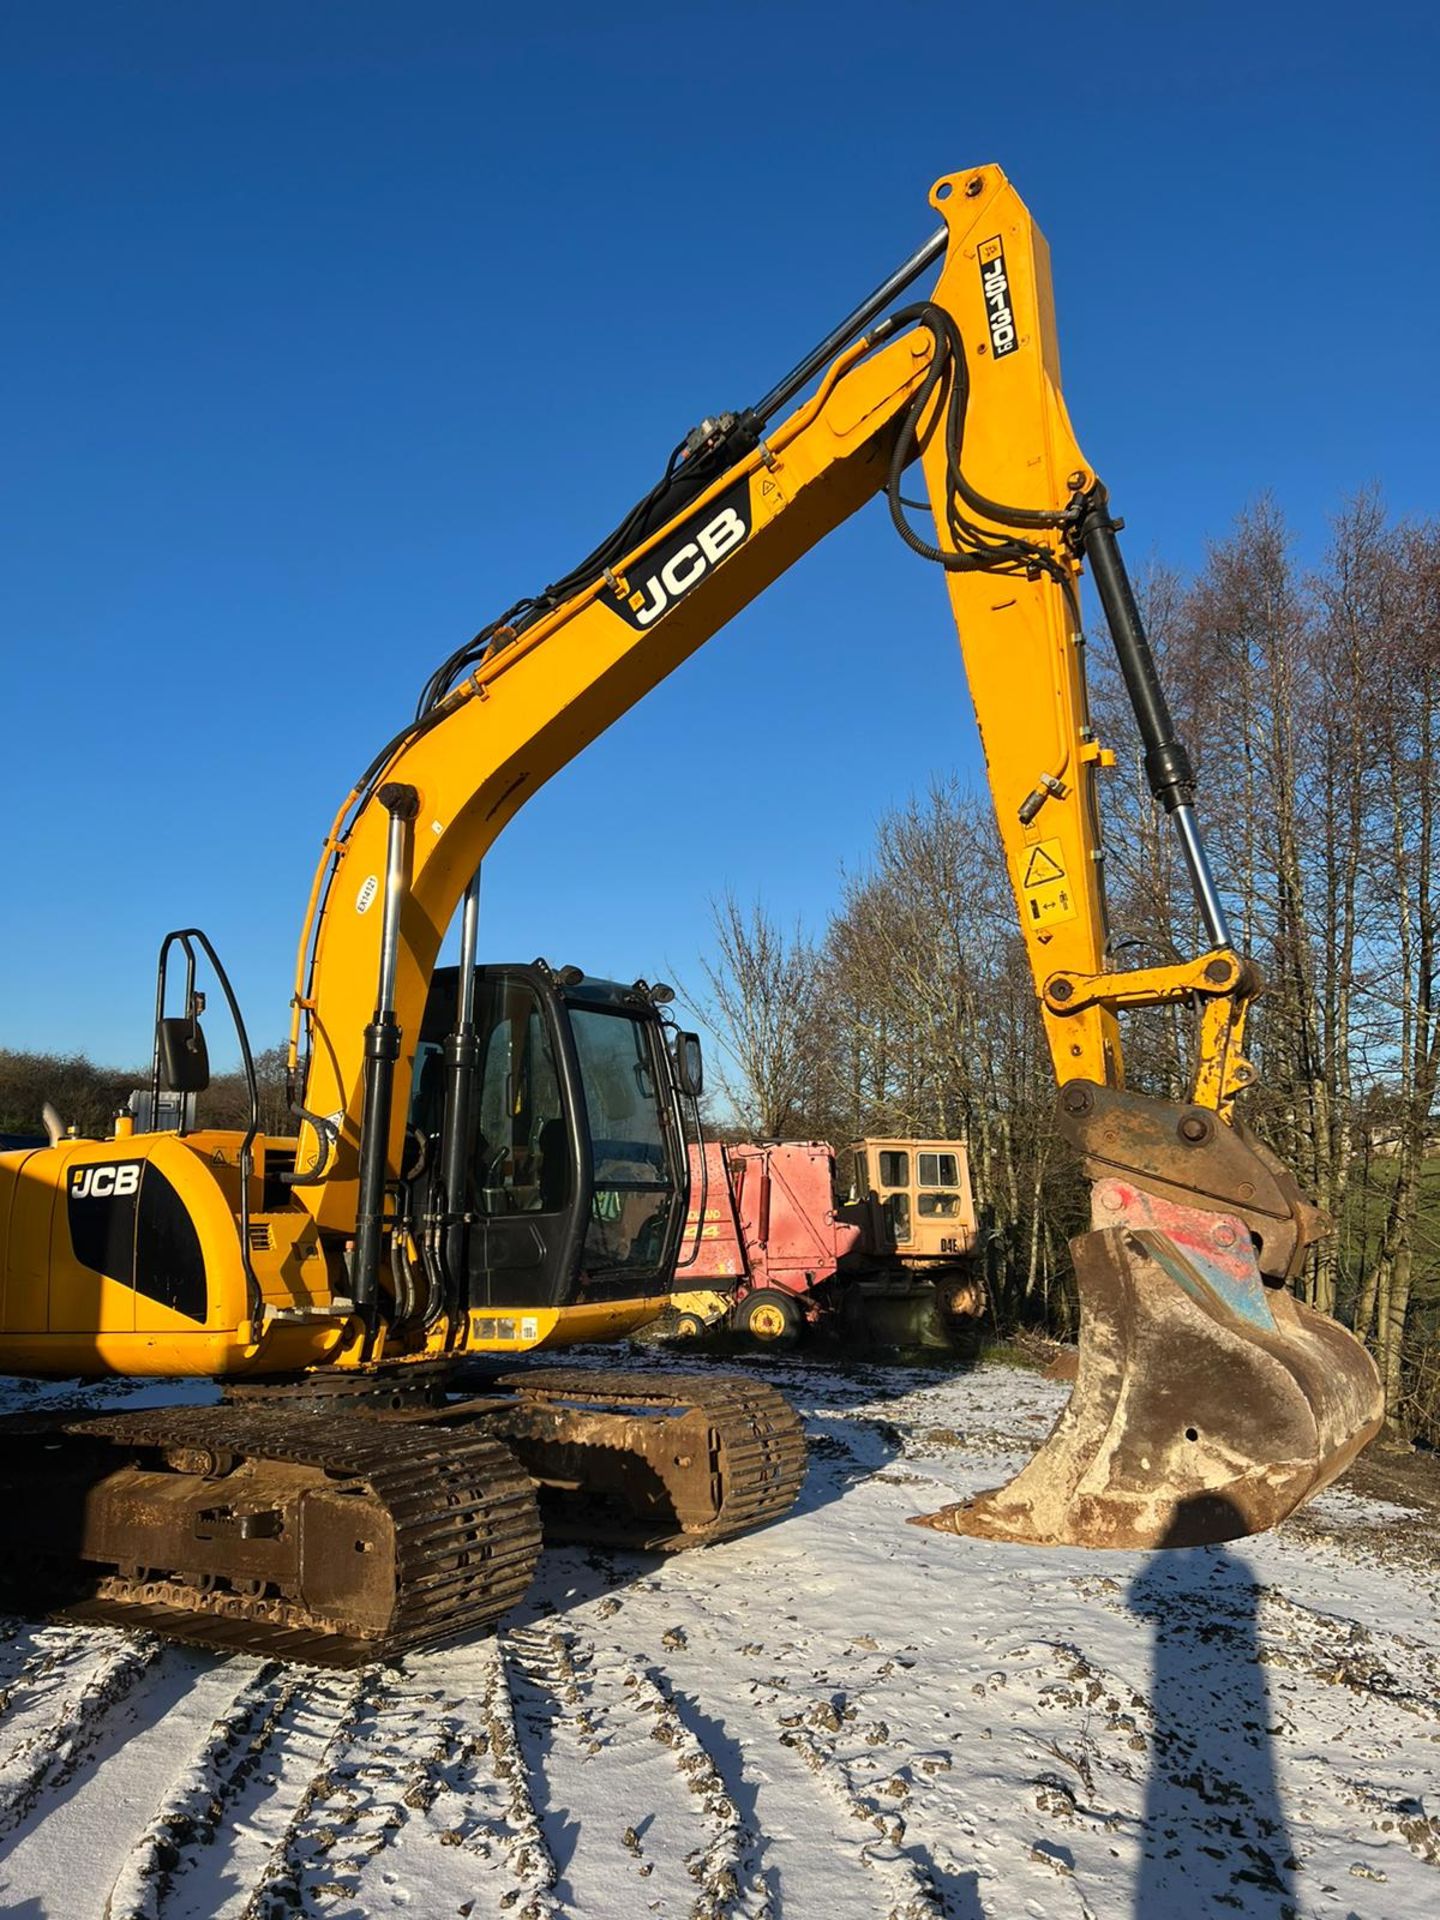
left=276, top=167, right=1380, bottom=1547
left=0, top=168, right=1383, bottom=1663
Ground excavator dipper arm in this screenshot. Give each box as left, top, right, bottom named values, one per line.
left=287, top=165, right=1380, bottom=1545
left=293, top=167, right=1111, bottom=1213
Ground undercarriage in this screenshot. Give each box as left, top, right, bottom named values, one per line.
left=0, top=1367, right=807, bottom=1666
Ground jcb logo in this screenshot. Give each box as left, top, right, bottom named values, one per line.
left=70, top=1162, right=141, bottom=1200
left=977, top=236, right=1019, bottom=359
left=613, top=479, right=752, bottom=630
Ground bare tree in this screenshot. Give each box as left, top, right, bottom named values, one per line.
left=814, top=780, right=1079, bottom=1326
left=697, top=895, right=822, bottom=1138
left=1352, top=520, right=1440, bottom=1426
left=202, top=1043, right=295, bottom=1136
left=0, top=1050, right=142, bottom=1138
left=1308, top=492, right=1391, bottom=1313
left=684, top=498, right=1438, bottom=1420
left=0, top=1041, right=293, bottom=1141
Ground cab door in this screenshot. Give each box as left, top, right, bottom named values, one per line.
left=409, top=968, right=586, bottom=1314
left=872, top=1145, right=916, bottom=1252
left=912, top=1146, right=970, bottom=1258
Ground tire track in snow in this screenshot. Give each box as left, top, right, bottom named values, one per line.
left=312, top=1636, right=570, bottom=1918
left=506, top=1613, right=782, bottom=1917
left=655, top=1577, right=985, bottom=1918
left=234, top=1671, right=368, bottom=1920
left=504, top=1622, right=643, bottom=1914
left=755, top=1686, right=960, bottom=1918
left=268, top=1671, right=456, bottom=1909
left=565, top=1583, right=967, bottom=1919
left=281, top=1649, right=558, bottom=1917
left=0, top=1622, right=87, bottom=1725
left=0, top=1614, right=36, bottom=1677
left=476, top=1635, right=564, bottom=1915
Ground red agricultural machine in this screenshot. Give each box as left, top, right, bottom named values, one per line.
left=667, top=1137, right=986, bottom=1347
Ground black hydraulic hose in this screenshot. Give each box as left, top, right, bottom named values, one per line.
left=392, top=1219, right=417, bottom=1326
left=408, top=232, right=1076, bottom=743
left=881, top=303, right=1067, bottom=537
left=411, top=227, right=948, bottom=726
left=276, top=1101, right=340, bottom=1185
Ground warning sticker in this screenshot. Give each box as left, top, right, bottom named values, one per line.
left=1020, top=837, right=1077, bottom=929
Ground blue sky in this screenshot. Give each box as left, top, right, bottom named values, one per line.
left=4, top=2, right=1436, bottom=1066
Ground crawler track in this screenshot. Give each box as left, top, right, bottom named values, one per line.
left=0, top=1359, right=1433, bottom=1917
left=497, top=1368, right=809, bottom=1547
left=0, top=1369, right=803, bottom=1665
left=3, top=1404, right=542, bottom=1667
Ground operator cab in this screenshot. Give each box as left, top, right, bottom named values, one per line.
left=406, top=963, right=700, bottom=1314
left=847, top=1138, right=977, bottom=1262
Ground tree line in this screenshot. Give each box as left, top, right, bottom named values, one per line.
left=2, top=495, right=1433, bottom=1437
left=696, top=494, right=1439, bottom=1441
left=0, top=1045, right=292, bottom=1142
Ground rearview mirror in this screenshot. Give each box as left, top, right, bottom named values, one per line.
left=674, top=1031, right=704, bottom=1099
left=156, top=1016, right=210, bottom=1093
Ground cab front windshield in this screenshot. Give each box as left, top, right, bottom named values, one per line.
left=570, top=1005, right=675, bottom=1280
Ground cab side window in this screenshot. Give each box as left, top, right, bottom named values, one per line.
left=878, top=1150, right=909, bottom=1188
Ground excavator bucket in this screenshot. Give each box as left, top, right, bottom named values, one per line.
left=912, top=1185, right=1383, bottom=1550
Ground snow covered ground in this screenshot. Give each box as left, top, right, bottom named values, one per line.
left=0, top=1349, right=1435, bottom=1919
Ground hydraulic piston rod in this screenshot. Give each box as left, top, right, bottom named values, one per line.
left=438, top=868, right=483, bottom=1316
left=352, top=780, right=420, bottom=1325
left=753, top=226, right=947, bottom=424
left=1078, top=492, right=1232, bottom=951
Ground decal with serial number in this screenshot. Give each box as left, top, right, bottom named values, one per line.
left=978, top=236, right=1019, bottom=358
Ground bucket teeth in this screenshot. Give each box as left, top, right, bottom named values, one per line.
left=913, top=1208, right=1382, bottom=1550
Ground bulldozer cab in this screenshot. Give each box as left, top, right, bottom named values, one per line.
left=848, top=1138, right=977, bottom=1264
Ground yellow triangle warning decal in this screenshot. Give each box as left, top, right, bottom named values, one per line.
left=761, top=477, right=777, bottom=495
left=1023, top=844, right=1066, bottom=888
left=1019, top=837, right=1077, bottom=928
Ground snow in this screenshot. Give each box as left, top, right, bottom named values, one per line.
left=0, top=1351, right=1435, bottom=1918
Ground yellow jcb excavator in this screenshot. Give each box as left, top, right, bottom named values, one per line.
left=0, top=165, right=1382, bottom=1663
